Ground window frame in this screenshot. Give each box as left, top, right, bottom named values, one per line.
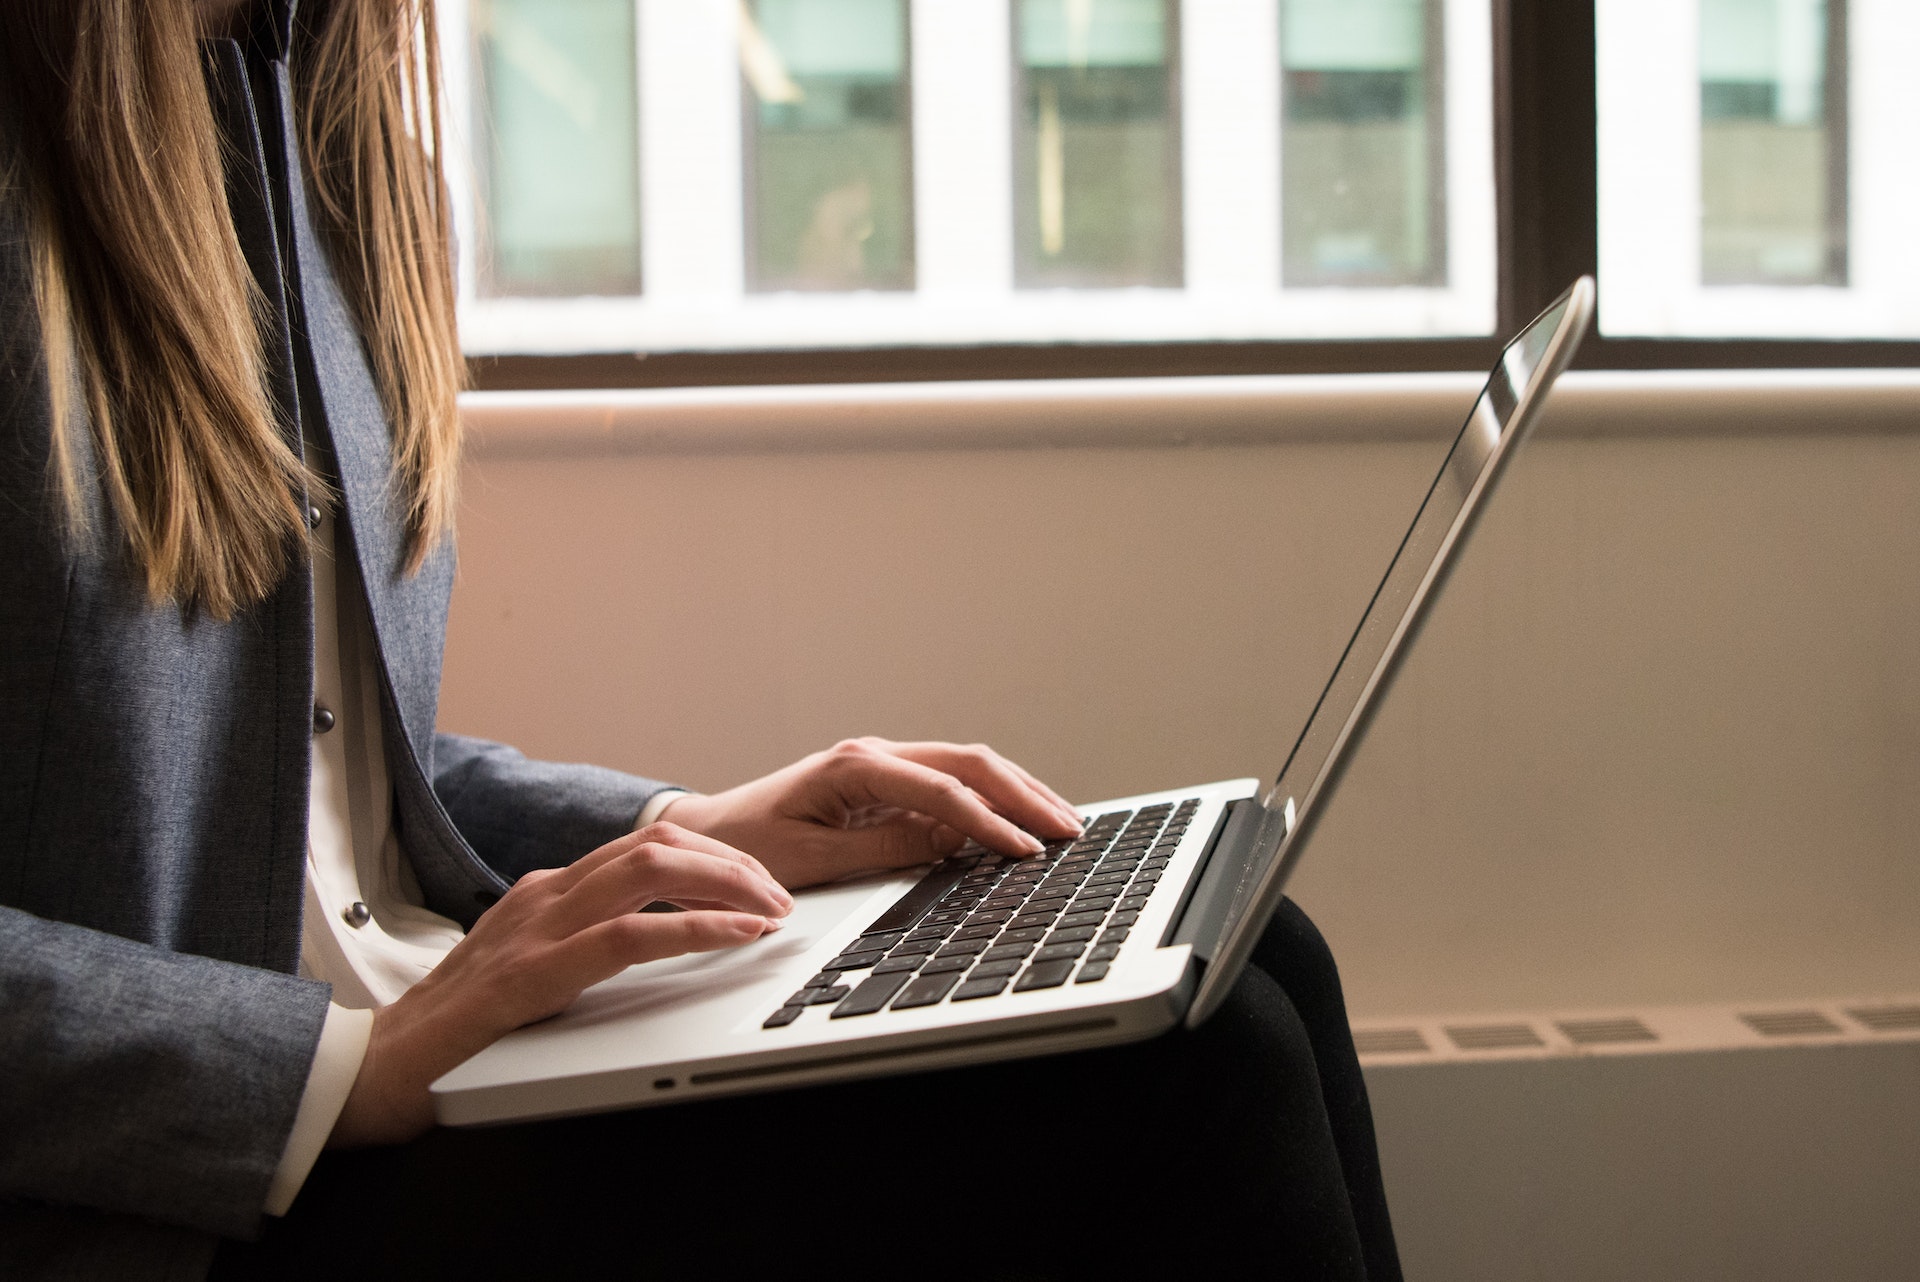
left=467, top=0, right=1920, bottom=393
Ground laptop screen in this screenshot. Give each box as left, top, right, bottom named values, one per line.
left=1186, top=280, right=1592, bottom=1025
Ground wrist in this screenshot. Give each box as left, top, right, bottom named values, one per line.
left=639, top=789, right=701, bottom=831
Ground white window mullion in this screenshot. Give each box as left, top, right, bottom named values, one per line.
left=1596, top=0, right=1701, bottom=337
left=1440, top=0, right=1496, bottom=330
left=911, top=0, right=1015, bottom=299
left=1849, top=0, right=1920, bottom=335
left=437, top=0, right=480, bottom=308
left=638, top=0, right=744, bottom=305
left=1183, top=0, right=1282, bottom=297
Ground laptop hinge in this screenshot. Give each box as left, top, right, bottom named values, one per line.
left=1163, top=797, right=1266, bottom=964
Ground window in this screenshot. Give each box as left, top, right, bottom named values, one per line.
left=742, top=0, right=914, bottom=291
left=1597, top=0, right=1920, bottom=338
left=446, top=0, right=1497, bottom=359
left=1014, top=0, right=1181, bottom=288
left=1281, top=0, right=1445, bottom=288
left=1699, top=0, right=1844, bottom=287
left=470, top=0, right=641, bottom=297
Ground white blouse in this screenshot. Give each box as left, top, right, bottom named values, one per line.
left=263, top=485, right=681, bottom=1215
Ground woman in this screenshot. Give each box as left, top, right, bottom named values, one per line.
left=0, top=1, right=1401, bottom=1277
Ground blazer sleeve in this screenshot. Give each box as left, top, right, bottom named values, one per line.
left=0, top=905, right=331, bottom=1239
left=431, top=732, right=684, bottom=881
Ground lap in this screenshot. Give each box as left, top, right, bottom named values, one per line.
left=217, top=900, right=1385, bottom=1282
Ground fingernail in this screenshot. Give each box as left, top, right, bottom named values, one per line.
left=762, top=916, right=785, bottom=932
left=1023, top=833, right=1045, bottom=854
left=1056, top=805, right=1082, bottom=832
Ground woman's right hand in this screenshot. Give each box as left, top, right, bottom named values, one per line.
left=327, top=822, right=792, bottom=1147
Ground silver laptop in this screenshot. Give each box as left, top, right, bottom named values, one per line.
left=432, top=278, right=1596, bottom=1127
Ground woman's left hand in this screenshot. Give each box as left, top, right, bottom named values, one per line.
left=659, top=737, right=1082, bottom=889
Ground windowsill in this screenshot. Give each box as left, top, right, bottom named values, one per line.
left=462, top=368, right=1920, bottom=458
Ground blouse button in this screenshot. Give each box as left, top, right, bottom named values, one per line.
left=342, top=901, right=371, bottom=929
left=307, top=503, right=323, bottom=529
left=313, top=705, right=336, bottom=734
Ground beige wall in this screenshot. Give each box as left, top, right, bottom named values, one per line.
left=440, top=372, right=1920, bottom=1021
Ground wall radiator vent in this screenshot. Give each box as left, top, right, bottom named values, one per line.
left=1353, top=1028, right=1429, bottom=1055
left=1446, top=1023, right=1544, bottom=1051
left=1741, top=1010, right=1843, bottom=1037
left=1558, top=1017, right=1658, bottom=1046
left=1848, top=1005, right=1920, bottom=1033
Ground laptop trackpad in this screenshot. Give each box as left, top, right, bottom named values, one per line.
left=505, top=872, right=903, bottom=1038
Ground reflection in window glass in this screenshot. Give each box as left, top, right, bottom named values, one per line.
left=1281, top=0, right=1444, bottom=287
left=1700, top=0, right=1845, bottom=285
left=743, top=0, right=913, bottom=292
left=1015, top=0, right=1181, bottom=288
left=473, top=0, right=641, bottom=297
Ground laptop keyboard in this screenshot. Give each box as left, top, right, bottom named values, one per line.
left=763, top=798, right=1200, bottom=1028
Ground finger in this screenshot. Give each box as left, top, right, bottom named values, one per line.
left=891, top=742, right=1081, bottom=839
left=1003, top=758, right=1080, bottom=824
left=562, top=910, right=774, bottom=987
left=557, top=823, right=787, bottom=906
left=554, top=843, right=791, bottom=936
left=825, top=751, right=1045, bottom=857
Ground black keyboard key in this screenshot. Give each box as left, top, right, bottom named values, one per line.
left=952, top=923, right=1002, bottom=943
left=872, top=955, right=923, bottom=975
left=855, top=930, right=908, bottom=952
left=921, top=954, right=973, bottom=974
left=981, top=941, right=1036, bottom=963
left=905, top=925, right=956, bottom=943
left=862, top=862, right=969, bottom=935
left=892, top=971, right=962, bottom=1009
left=888, top=939, right=942, bottom=957
left=1075, top=963, right=1111, bottom=984
left=804, top=971, right=844, bottom=989
left=806, top=985, right=851, bottom=1005
left=1108, top=910, right=1140, bottom=927
left=827, top=949, right=886, bottom=971
left=1046, top=925, right=1098, bottom=945
left=1116, top=896, right=1151, bottom=913
left=953, top=976, right=1010, bottom=1001
left=970, top=958, right=1023, bottom=979
left=1035, top=941, right=1086, bottom=962
left=1087, top=941, right=1122, bottom=962
left=1085, top=871, right=1132, bottom=889
left=1014, top=960, right=1076, bottom=991
left=965, top=908, right=1017, bottom=927
left=1009, top=907, right=1061, bottom=927
left=1100, top=926, right=1131, bottom=944
left=997, top=925, right=1048, bottom=944
left=934, top=937, right=993, bottom=958
left=831, top=972, right=912, bottom=1017
left=922, top=910, right=969, bottom=927
left=763, top=1005, right=806, bottom=1029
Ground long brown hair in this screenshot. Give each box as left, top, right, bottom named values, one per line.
left=0, top=0, right=462, bottom=619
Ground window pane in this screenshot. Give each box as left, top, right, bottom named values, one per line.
left=1700, top=0, right=1845, bottom=285
left=1015, top=0, right=1181, bottom=288
left=474, top=0, right=641, bottom=297
left=743, top=0, right=913, bottom=292
left=1281, top=0, right=1444, bottom=287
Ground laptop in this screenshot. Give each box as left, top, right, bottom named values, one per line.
left=432, top=277, right=1596, bottom=1126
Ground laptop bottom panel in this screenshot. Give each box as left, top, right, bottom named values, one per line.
left=432, top=777, right=1258, bottom=1127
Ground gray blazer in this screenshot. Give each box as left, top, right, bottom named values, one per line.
left=0, top=9, right=673, bottom=1277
